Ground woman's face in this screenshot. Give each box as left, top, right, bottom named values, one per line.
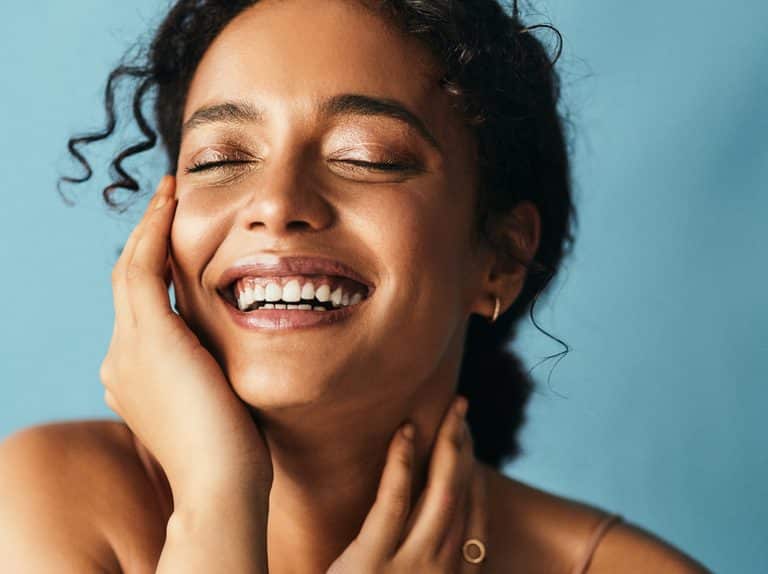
left=170, top=0, right=493, bottom=413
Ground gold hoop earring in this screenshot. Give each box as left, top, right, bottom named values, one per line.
left=489, top=296, right=501, bottom=324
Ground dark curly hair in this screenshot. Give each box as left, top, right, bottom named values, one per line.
left=59, top=0, right=577, bottom=470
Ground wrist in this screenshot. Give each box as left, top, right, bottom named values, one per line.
left=172, top=472, right=272, bottom=513
left=170, top=461, right=273, bottom=503
left=160, top=488, right=270, bottom=574
left=169, top=494, right=268, bottom=534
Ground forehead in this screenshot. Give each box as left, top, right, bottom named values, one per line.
left=184, top=0, right=451, bottom=132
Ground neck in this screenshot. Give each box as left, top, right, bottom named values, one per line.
left=257, top=369, right=458, bottom=573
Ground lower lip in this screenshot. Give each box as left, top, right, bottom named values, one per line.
left=221, top=296, right=370, bottom=331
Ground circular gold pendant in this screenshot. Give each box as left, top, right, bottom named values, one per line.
left=462, top=538, right=487, bottom=564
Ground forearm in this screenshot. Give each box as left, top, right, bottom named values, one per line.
left=156, top=486, right=269, bottom=574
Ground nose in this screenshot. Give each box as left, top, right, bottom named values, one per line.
left=235, top=156, right=334, bottom=238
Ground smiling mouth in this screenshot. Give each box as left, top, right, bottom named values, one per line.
left=220, top=274, right=372, bottom=313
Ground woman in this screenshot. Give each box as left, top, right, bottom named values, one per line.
left=0, top=0, right=710, bottom=572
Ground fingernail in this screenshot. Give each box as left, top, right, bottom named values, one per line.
left=401, top=422, right=415, bottom=441
left=454, top=396, right=468, bottom=418
left=154, top=195, right=169, bottom=210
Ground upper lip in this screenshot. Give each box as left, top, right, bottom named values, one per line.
left=216, top=254, right=375, bottom=294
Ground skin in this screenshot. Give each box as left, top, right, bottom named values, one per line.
left=0, top=0, right=712, bottom=572
left=162, top=0, right=530, bottom=571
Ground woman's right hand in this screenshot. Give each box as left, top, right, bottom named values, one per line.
left=327, top=395, right=489, bottom=574
left=99, top=175, right=273, bottom=502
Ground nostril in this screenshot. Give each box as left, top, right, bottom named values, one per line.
left=287, top=220, right=313, bottom=231
left=248, top=220, right=315, bottom=232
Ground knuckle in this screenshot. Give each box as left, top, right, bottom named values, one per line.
left=463, top=422, right=474, bottom=446
left=103, top=389, right=118, bottom=410
left=394, top=445, right=413, bottom=471
left=98, top=360, right=112, bottom=385
left=328, top=541, right=368, bottom=574
left=383, top=485, right=410, bottom=519
left=402, top=551, right=433, bottom=574
left=125, top=261, right=146, bottom=281
left=441, top=420, right=465, bottom=452
left=449, top=429, right=464, bottom=451
left=435, top=484, right=459, bottom=510
left=391, top=554, right=418, bottom=572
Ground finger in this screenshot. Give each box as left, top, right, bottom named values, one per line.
left=399, top=398, right=463, bottom=539
left=435, top=421, right=475, bottom=566
left=125, top=176, right=178, bottom=320
left=113, top=176, right=174, bottom=283
left=112, top=176, right=174, bottom=326
left=400, top=395, right=470, bottom=556
left=436, top=459, right=470, bottom=567
left=165, top=259, right=181, bottom=315
left=103, top=388, right=122, bottom=418
left=459, top=461, right=489, bottom=572
left=163, top=257, right=173, bottom=290
left=130, top=175, right=176, bottom=272
left=99, top=323, right=118, bottom=389
left=354, top=423, right=416, bottom=561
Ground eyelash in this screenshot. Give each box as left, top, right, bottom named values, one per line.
left=184, top=158, right=414, bottom=174
left=185, top=159, right=252, bottom=174
left=341, top=159, right=414, bottom=172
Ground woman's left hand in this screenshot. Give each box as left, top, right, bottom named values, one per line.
left=102, top=176, right=272, bottom=500
left=327, top=395, right=489, bottom=574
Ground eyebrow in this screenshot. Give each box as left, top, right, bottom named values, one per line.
left=181, top=93, right=442, bottom=152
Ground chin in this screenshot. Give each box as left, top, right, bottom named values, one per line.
left=224, top=355, right=348, bottom=410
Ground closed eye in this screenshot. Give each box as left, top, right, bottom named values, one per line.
left=334, top=159, right=415, bottom=172
left=186, top=159, right=417, bottom=174
left=185, top=159, right=254, bottom=174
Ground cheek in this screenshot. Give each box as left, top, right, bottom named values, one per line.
left=379, top=190, right=473, bottom=296
left=169, top=196, right=229, bottom=308
left=362, top=190, right=474, bottom=380
left=170, top=192, right=230, bottom=266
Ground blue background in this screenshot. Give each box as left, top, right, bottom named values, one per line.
left=1, top=2, right=765, bottom=572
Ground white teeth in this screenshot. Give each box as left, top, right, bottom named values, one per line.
left=237, top=290, right=248, bottom=311
left=315, top=284, right=331, bottom=302
left=282, top=280, right=302, bottom=302
left=330, top=287, right=343, bottom=307
left=265, top=282, right=282, bottom=302
left=301, top=282, right=315, bottom=300
left=234, top=278, right=368, bottom=312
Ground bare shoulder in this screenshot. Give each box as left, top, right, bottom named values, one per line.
left=0, top=419, right=166, bottom=574
left=586, top=518, right=712, bottom=573
left=479, top=464, right=711, bottom=574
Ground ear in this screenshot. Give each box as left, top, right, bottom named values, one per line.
left=468, top=200, right=541, bottom=320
